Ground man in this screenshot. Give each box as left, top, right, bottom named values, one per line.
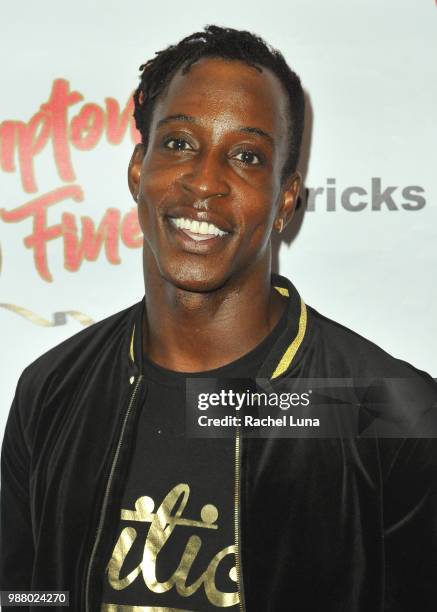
left=1, top=25, right=436, bottom=611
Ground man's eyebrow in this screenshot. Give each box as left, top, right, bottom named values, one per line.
left=237, top=126, right=274, bottom=145
left=157, top=114, right=195, bottom=128
left=156, top=115, right=274, bottom=145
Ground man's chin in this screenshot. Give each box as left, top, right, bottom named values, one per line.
left=159, top=266, right=229, bottom=294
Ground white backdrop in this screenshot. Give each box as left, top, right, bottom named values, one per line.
left=1, top=0, right=436, bottom=437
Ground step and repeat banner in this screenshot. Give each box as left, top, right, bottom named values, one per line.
left=1, top=0, right=436, bottom=432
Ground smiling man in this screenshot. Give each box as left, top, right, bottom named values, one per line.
left=128, top=48, right=301, bottom=370
left=1, top=25, right=437, bottom=612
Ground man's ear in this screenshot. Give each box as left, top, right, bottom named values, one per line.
left=128, top=143, right=146, bottom=201
left=274, top=171, right=302, bottom=233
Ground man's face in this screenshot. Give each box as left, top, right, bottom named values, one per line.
left=129, top=57, right=300, bottom=292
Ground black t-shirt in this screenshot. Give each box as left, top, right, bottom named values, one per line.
left=100, top=305, right=288, bottom=611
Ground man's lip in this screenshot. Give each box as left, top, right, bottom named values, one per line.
left=165, top=216, right=233, bottom=253
left=164, top=208, right=234, bottom=234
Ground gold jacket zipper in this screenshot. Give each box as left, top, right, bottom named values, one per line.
left=84, top=374, right=143, bottom=612
left=234, top=425, right=246, bottom=611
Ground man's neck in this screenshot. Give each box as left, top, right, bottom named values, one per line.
left=142, top=263, right=286, bottom=373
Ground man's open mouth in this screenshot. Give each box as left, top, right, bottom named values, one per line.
left=168, top=216, right=230, bottom=242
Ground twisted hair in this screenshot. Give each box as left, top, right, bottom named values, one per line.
left=133, top=25, right=305, bottom=181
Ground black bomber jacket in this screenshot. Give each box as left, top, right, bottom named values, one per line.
left=1, top=272, right=437, bottom=611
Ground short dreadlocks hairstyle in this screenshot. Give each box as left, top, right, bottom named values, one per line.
left=133, top=25, right=305, bottom=182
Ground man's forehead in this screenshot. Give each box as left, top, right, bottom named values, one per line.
left=164, top=57, right=283, bottom=102
left=152, top=57, right=290, bottom=136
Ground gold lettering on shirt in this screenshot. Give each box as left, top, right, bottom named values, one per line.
left=107, top=483, right=238, bottom=607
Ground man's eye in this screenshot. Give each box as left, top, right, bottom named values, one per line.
left=164, top=138, right=193, bottom=151
left=233, top=150, right=262, bottom=165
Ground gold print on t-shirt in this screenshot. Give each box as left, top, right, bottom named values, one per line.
left=107, top=483, right=239, bottom=607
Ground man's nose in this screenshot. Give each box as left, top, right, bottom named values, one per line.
left=178, top=151, right=230, bottom=200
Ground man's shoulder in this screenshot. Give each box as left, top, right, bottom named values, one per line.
left=304, top=305, right=437, bottom=430
left=17, top=301, right=139, bottom=395
left=306, top=304, right=435, bottom=383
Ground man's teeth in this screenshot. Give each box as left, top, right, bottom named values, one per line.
left=169, top=217, right=228, bottom=237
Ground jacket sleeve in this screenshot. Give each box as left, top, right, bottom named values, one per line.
left=383, top=437, right=437, bottom=611
left=0, top=374, right=35, bottom=592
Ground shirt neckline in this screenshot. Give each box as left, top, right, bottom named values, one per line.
left=140, top=299, right=289, bottom=387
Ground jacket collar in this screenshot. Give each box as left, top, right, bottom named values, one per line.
left=128, top=272, right=308, bottom=380
left=259, top=272, right=308, bottom=379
